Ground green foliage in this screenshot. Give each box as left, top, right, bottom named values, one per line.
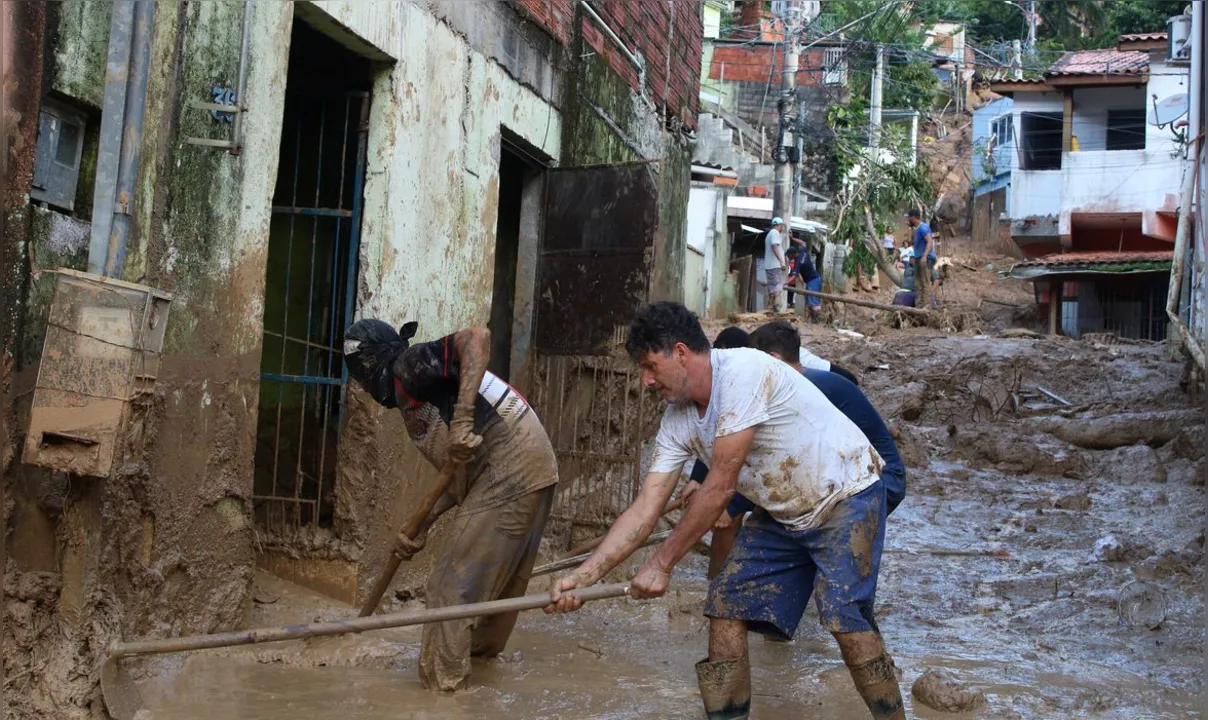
left=824, top=107, right=933, bottom=281
left=1101, top=0, right=1185, bottom=38
left=843, top=240, right=881, bottom=278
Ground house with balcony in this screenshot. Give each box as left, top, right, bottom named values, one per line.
left=987, top=30, right=1194, bottom=340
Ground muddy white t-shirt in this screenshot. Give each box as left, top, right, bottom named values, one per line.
left=650, top=348, right=882, bottom=531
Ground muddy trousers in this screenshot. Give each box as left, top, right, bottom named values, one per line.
left=418, top=485, right=555, bottom=691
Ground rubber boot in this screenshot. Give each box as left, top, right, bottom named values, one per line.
left=695, top=656, right=751, bottom=720
left=848, top=653, right=906, bottom=719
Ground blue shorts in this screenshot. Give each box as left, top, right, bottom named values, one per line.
left=706, top=480, right=887, bottom=639
left=805, top=277, right=823, bottom=308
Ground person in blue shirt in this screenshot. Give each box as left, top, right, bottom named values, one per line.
left=908, top=208, right=935, bottom=309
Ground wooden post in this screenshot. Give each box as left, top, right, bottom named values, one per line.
left=1061, top=92, right=1074, bottom=154
left=1048, top=279, right=1061, bottom=335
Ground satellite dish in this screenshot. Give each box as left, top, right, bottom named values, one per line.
left=1149, top=93, right=1188, bottom=126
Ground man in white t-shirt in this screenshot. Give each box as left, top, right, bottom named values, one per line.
left=546, top=303, right=905, bottom=720
left=763, top=218, right=788, bottom=313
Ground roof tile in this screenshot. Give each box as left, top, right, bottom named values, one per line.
left=1047, top=49, right=1149, bottom=76
left=1015, top=251, right=1173, bottom=268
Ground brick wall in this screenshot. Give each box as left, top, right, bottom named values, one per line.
left=709, top=44, right=834, bottom=87
left=513, top=0, right=575, bottom=45
left=518, top=0, right=703, bottom=130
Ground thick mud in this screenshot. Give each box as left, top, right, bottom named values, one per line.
left=125, top=317, right=1204, bottom=719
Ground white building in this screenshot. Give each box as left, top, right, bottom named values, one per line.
left=990, top=33, right=1191, bottom=255
left=989, top=31, right=1195, bottom=340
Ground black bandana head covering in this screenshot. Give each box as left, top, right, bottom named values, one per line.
left=343, top=319, right=418, bottom=408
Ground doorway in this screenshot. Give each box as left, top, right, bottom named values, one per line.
left=252, top=17, right=374, bottom=532
left=488, top=135, right=545, bottom=382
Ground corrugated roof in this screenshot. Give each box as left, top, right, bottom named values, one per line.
left=1047, top=49, right=1149, bottom=76
left=1007, top=251, right=1173, bottom=280
left=1119, top=32, right=1167, bottom=42
left=1015, top=251, right=1173, bottom=268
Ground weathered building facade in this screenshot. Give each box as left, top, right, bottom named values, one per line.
left=1, top=1, right=703, bottom=716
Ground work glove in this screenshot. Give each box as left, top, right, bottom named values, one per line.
left=448, top=403, right=482, bottom=463
left=395, top=531, right=426, bottom=561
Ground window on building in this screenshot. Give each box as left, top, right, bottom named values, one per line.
left=990, top=114, right=1013, bottom=147
left=30, top=99, right=88, bottom=212
left=1106, top=108, right=1146, bottom=151
left=823, top=47, right=847, bottom=86
left=1019, top=111, right=1062, bottom=170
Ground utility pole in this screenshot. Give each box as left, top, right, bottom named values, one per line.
left=793, top=99, right=806, bottom=219
left=1011, top=39, right=1023, bottom=80
left=869, top=43, right=884, bottom=152
left=772, top=9, right=801, bottom=228
left=1025, top=0, right=1037, bottom=59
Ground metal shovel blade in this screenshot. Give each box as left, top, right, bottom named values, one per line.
left=101, top=656, right=146, bottom=720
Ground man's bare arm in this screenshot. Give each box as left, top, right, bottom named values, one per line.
left=451, top=327, right=490, bottom=407
left=564, top=470, right=680, bottom=586
left=648, top=428, right=754, bottom=573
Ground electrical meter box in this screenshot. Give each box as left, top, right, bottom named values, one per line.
left=23, top=269, right=172, bottom=478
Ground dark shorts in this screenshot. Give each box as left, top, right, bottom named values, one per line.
left=706, top=480, right=887, bottom=639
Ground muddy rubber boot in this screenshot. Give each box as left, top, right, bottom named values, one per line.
left=695, top=656, right=751, bottom=719
left=849, top=654, right=906, bottom=719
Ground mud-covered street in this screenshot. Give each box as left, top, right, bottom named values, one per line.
left=128, top=269, right=1205, bottom=718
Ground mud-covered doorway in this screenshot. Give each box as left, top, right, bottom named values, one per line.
left=253, top=18, right=374, bottom=532
left=489, top=132, right=547, bottom=386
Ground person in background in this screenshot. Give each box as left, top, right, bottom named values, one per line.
left=785, top=246, right=822, bottom=321
left=764, top=218, right=788, bottom=313
left=881, top=228, right=896, bottom=260
left=712, top=325, right=858, bottom=385
left=907, top=208, right=935, bottom=309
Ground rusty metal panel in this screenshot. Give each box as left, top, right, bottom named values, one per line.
left=535, top=162, right=660, bottom=355
left=528, top=354, right=651, bottom=530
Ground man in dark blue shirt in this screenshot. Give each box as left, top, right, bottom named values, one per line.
left=908, top=208, right=935, bottom=308
left=785, top=246, right=822, bottom=320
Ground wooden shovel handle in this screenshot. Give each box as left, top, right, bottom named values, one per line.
left=358, top=462, right=460, bottom=617
left=111, top=583, right=631, bottom=659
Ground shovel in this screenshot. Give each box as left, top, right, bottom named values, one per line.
left=360, top=461, right=461, bottom=617
left=101, top=582, right=631, bottom=719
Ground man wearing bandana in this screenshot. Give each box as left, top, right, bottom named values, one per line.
left=343, top=319, right=559, bottom=691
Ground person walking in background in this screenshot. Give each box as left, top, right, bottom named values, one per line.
left=764, top=217, right=788, bottom=313
left=908, top=209, right=935, bottom=309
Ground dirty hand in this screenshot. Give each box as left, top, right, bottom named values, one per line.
left=545, top=574, right=586, bottom=614
left=448, top=403, right=482, bottom=462
left=712, top=511, right=733, bottom=531
left=395, top=531, right=426, bottom=560
left=630, top=559, right=671, bottom=599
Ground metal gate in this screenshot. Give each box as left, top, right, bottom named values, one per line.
left=530, top=161, right=662, bottom=528
left=253, top=91, right=369, bottom=531
left=528, top=353, right=651, bottom=528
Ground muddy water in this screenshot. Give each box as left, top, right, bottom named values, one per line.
left=136, top=449, right=1203, bottom=720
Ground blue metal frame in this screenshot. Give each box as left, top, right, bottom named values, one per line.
left=256, top=90, right=369, bottom=529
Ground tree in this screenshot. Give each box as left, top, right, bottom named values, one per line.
left=1103, top=0, right=1185, bottom=37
